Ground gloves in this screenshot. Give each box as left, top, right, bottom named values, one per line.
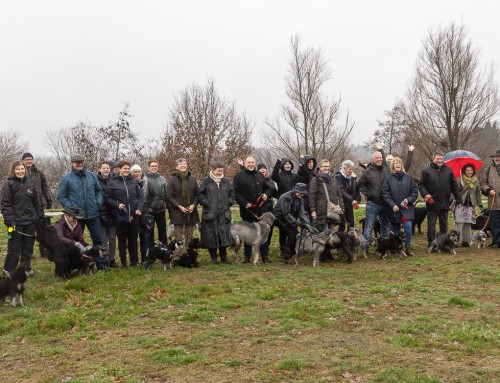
left=84, top=245, right=93, bottom=251
left=75, top=242, right=86, bottom=253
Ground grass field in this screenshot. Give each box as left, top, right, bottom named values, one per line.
left=0, top=209, right=499, bottom=383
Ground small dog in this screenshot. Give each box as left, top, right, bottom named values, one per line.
left=172, top=237, right=201, bottom=268
left=348, top=227, right=372, bottom=260
left=359, top=217, right=381, bottom=238
left=428, top=230, right=460, bottom=254
left=471, top=230, right=487, bottom=249
left=0, top=264, right=30, bottom=307
left=471, top=209, right=492, bottom=236
left=376, top=232, right=407, bottom=259
left=412, top=206, right=427, bottom=235
left=294, top=228, right=341, bottom=266
left=144, top=239, right=183, bottom=271
left=230, top=212, right=275, bottom=265
left=328, top=231, right=358, bottom=264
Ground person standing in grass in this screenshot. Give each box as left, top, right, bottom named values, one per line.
left=197, top=161, right=234, bottom=264
left=480, top=149, right=500, bottom=248
left=455, top=164, right=482, bottom=247
left=335, top=159, right=361, bottom=232
left=97, top=161, right=118, bottom=267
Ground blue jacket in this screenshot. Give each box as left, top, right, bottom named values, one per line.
left=57, top=168, right=103, bottom=220
left=382, top=172, right=419, bottom=223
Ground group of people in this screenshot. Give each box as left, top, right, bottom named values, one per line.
left=2, top=146, right=500, bottom=275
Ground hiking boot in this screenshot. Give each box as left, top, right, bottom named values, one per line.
left=405, top=246, right=415, bottom=257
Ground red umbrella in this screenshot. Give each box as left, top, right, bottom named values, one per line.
left=443, top=150, right=484, bottom=178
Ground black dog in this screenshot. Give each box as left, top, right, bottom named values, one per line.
left=412, top=206, right=427, bottom=235
left=144, top=239, right=182, bottom=271
left=471, top=209, right=492, bottom=236
left=359, top=217, right=381, bottom=238
left=0, top=263, right=30, bottom=307
left=327, top=231, right=357, bottom=264
left=172, top=237, right=201, bottom=268
left=376, top=232, right=407, bottom=259
left=427, top=230, right=460, bottom=255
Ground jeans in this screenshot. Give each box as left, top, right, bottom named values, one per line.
left=363, top=201, right=390, bottom=250
left=3, top=223, right=35, bottom=272
left=490, top=210, right=500, bottom=245
left=100, top=224, right=116, bottom=261
left=391, top=221, right=413, bottom=247
left=426, top=210, right=449, bottom=246
left=81, top=216, right=103, bottom=246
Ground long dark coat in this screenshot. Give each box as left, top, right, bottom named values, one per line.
left=166, top=171, right=200, bottom=225
left=197, top=176, right=234, bottom=249
left=309, top=175, right=345, bottom=225
left=382, top=172, right=419, bottom=223
left=233, top=167, right=274, bottom=221
left=418, top=162, right=462, bottom=210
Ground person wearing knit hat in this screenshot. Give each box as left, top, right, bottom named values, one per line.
left=256, top=163, right=267, bottom=171
left=21, top=152, right=53, bottom=210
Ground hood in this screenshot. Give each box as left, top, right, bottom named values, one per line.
left=301, top=155, right=317, bottom=169
left=280, top=158, right=295, bottom=171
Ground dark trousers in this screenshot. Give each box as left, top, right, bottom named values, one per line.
left=339, top=205, right=355, bottom=232
left=208, top=247, right=228, bottom=263
left=3, top=223, right=35, bottom=272
left=426, top=209, right=449, bottom=246
left=139, top=228, right=148, bottom=263
left=116, top=216, right=139, bottom=266
left=148, top=211, right=167, bottom=247
left=81, top=216, right=103, bottom=246
left=491, top=210, right=500, bottom=245
left=274, top=219, right=298, bottom=253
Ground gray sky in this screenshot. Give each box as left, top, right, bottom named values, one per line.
left=1, top=0, right=499, bottom=156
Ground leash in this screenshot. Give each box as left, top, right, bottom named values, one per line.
left=481, top=194, right=496, bottom=231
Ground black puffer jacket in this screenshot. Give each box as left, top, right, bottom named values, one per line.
left=271, top=158, right=298, bottom=197
left=105, top=175, right=144, bottom=223
left=97, top=172, right=113, bottom=226
left=1, top=176, right=41, bottom=226
left=233, top=167, right=274, bottom=221
left=418, top=162, right=462, bottom=210
left=358, top=162, right=391, bottom=205
left=382, top=172, right=419, bottom=223
left=144, top=171, right=168, bottom=213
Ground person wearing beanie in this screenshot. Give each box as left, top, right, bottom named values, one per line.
left=21, top=152, right=53, bottom=210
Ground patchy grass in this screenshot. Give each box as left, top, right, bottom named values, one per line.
left=0, top=213, right=499, bottom=382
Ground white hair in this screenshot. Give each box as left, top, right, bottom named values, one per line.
left=130, top=164, right=142, bottom=172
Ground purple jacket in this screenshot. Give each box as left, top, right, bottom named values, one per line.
left=53, top=215, right=89, bottom=248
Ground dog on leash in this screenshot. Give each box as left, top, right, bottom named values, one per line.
left=428, top=230, right=460, bottom=254
left=172, top=237, right=201, bottom=268
left=0, top=263, right=30, bottom=307
left=471, top=230, right=488, bottom=249
left=471, top=209, right=492, bottom=236
left=376, top=232, right=407, bottom=259
left=230, top=212, right=275, bottom=265
left=294, top=228, right=341, bottom=266
left=412, top=206, right=427, bottom=235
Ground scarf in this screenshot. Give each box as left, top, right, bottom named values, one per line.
left=340, top=168, right=357, bottom=179
left=178, top=171, right=190, bottom=206
left=462, top=174, right=477, bottom=190
left=64, top=215, right=78, bottom=232
left=317, top=170, right=333, bottom=181
left=209, top=171, right=223, bottom=186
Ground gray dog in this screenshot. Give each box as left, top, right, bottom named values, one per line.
left=295, top=228, right=341, bottom=267
left=230, top=212, right=275, bottom=265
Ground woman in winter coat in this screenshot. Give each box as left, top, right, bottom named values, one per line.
left=309, top=159, right=345, bottom=231
left=166, top=158, right=199, bottom=247
left=105, top=161, right=144, bottom=267
left=1, top=160, right=40, bottom=274
left=382, top=157, right=419, bottom=255
left=97, top=161, right=118, bottom=267
left=335, top=160, right=361, bottom=232
left=197, top=161, right=234, bottom=264
left=454, top=164, right=482, bottom=247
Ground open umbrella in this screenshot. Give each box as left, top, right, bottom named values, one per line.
left=443, top=150, right=484, bottom=178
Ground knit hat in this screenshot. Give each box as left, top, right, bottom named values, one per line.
left=108, top=160, right=119, bottom=169
left=256, top=163, right=267, bottom=171
left=22, top=152, right=33, bottom=160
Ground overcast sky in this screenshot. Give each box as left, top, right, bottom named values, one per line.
left=1, top=0, right=499, bottom=157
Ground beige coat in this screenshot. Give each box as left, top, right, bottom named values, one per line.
left=480, top=161, right=500, bottom=210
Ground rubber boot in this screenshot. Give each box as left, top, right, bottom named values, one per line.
left=209, top=249, right=218, bottom=264
left=220, top=250, right=229, bottom=264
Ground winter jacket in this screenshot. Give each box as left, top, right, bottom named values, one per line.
left=480, top=161, right=500, bottom=211
left=105, top=175, right=144, bottom=224
left=273, top=190, right=310, bottom=227
left=53, top=214, right=89, bottom=248
left=382, top=172, right=419, bottom=223
left=144, top=171, right=168, bottom=213
left=418, top=162, right=462, bottom=211
left=358, top=162, right=391, bottom=205
left=457, top=176, right=482, bottom=208
left=296, top=155, right=317, bottom=188
left=233, top=167, right=274, bottom=221
left=309, top=174, right=345, bottom=225
left=26, top=164, right=52, bottom=209
left=166, top=171, right=199, bottom=225
left=57, top=168, right=103, bottom=220
left=335, top=171, right=361, bottom=206
left=1, top=176, right=40, bottom=226
left=197, top=175, right=234, bottom=249
left=271, top=158, right=298, bottom=197
left=97, top=172, right=113, bottom=226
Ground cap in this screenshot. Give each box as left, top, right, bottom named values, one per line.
left=70, top=154, right=85, bottom=162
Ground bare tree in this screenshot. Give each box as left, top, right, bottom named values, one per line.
left=366, top=106, right=407, bottom=155
left=159, top=79, right=252, bottom=178
left=263, top=35, right=354, bottom=166
left=0, top=131, right=27, bottom=180
left=400, top=23, right=500, bottom=160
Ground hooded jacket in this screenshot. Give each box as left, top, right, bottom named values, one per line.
left=271, top=158, right=298, bottom=197
left=296, top=155, right=317, bottom=187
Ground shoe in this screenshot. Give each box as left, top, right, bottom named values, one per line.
left=108, top=260, right=119, bottom=268
left=26, top=268, right=36, bottom=277
left=491, top=243, right=499, bottom=248
left=462, top=242, right=470, bottom=247
left=405, top=247, right=415, bottom=257
left=121, top=263, right=127, bottom=268
left=241, top=256, right=251, bottom=264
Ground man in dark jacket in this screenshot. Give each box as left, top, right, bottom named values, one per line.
left=233, top=155, right=274, bottom=263
left=419, top=153, right=463, bottom=247
left=22, top=152, right=53, bottom=210
left=358, top=151, right=391, bottom=251
left=144, top=159, right=168, bottom=248
left=480, top=149, right=500, bottom=248
left=271, top=158, right=298, bottom=198
left=296, top=154, right=317, bottom=188
left=97, top=161, right=118, bottom=267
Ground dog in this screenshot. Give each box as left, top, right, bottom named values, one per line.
left=427, top=230, right=460, bottom=255
left=172, top=237, right=201, bottom=268
left=359, top=216, right=381, bottom=238
left=471, top=230, right=488, bottom=249
left=230, top=212, right=275, bottom=265
left=144, top=239, right=183, bottom=271
left=294, top=228, right=341, bottom=266
left=471, top=209, right=493, bottom=236
left=0, top=263, right=30, bottom=307
left=412, top=206, right=427, bottom=235
left=327, top=231, right=358, bottom=264
left=348, top=226, right=374, bottom=260
left=375, top=232, right=407, bottom=259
